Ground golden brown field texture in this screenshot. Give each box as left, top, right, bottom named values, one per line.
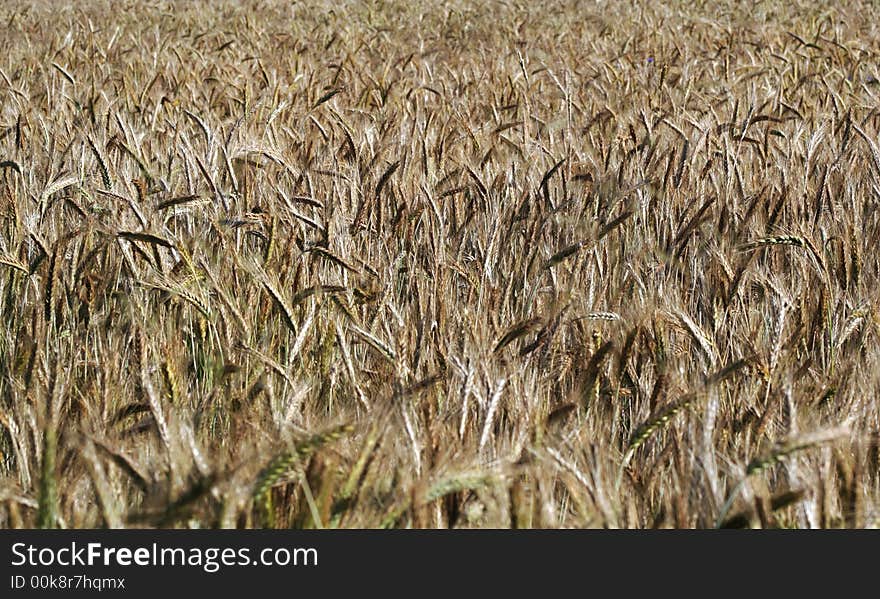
left=1, top=0, right=879, bottom=528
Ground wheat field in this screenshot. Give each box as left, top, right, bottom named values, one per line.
left=0, top=0, right=879, bottom=529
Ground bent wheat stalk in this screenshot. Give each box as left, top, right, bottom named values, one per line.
left=715, top=425, right=850, bottom=528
